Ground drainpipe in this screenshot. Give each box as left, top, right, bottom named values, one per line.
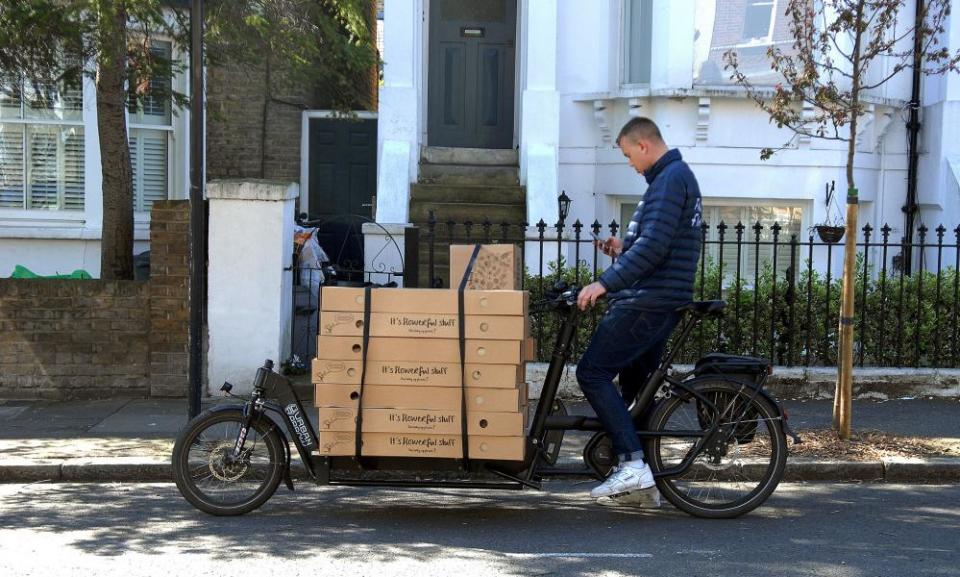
left=902, top=0, right=924, bottom=275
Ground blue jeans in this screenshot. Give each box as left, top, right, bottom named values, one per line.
left=576, top=306, right=679, bottom=462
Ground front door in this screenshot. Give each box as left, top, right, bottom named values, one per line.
left=307, top=116, right=377, bottom=276
left=427, top=0, right=517, bottom=149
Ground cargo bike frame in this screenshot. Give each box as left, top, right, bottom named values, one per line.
left=172, top=282, right=799, bottom=519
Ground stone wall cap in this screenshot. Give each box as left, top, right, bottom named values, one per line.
left=207, top=179, right=299, bottom=201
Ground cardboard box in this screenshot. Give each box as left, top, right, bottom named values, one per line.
left=450, top=244, right=522, bottom=290
left=315, top=431, right=525, bottom=460
left=317, top=336, right=522, bottom=364
left=314, top=383, right=527, bottom=413
left=524, top=337, right=537, bottom=362
left=312, top=359, right=523, bottom=389
left=319, top=311, right=528, bottom=340
left=321, top=286, right=527, bottom=315
left=316, top=407, right=525, bottom=436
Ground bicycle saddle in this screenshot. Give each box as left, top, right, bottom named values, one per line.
left=676, top=300, right=726, bottom=316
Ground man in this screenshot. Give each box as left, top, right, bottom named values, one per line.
left=576, top=117, right=702, bottom=506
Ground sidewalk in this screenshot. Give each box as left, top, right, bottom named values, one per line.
left=0, top=396, right=957, bottom=483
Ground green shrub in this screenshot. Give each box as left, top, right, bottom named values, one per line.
left=526, top=255, right=960, bottom=368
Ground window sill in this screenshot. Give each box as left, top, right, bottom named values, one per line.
left=0, top=219, right=152, bottom=241
left=569, top=86, right=907, bottom=108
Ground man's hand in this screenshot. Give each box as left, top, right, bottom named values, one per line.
left=594, top=236, right=623, bottom=257
left=577, top=281, right=607, bottom=311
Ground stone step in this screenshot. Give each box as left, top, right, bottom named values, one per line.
left=418, top=164, right=520, bottom=185
left=409, top=202, right=526, bottom=226
left=411, top=183, right=525, bottom=205
left=420, top=146, right=518, bottom=166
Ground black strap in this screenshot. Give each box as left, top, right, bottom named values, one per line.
left=457, top=244, right=483, bottom=468
left=354, top=286, right=373, bottom=461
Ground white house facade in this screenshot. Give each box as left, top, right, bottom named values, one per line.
left=375, top=0, right=960, bottom=278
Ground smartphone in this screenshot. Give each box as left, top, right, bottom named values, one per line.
left=589, top=231, right=603, bottom=243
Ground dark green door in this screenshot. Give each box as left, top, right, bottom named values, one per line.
left=428, top=0, right=516, bottom=149
left=308, top=117, right=376, bottom=275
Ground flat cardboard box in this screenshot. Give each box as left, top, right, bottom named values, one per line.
left=450, top=244, right=522, bottom=290
left=315, top=431, right=525, bottom=460
left=314, top=383, right=527, bottom=413
left=321, top=286, right=527, bottom=315
left=312, top=359, right=523, bottom=389
left=317, top=336, right=522, bottom=364
left=319, top=311, right=528, bottom=340
left=316, top=407, right=525, bottom=436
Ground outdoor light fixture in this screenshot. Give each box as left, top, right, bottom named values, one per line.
left=557, top=190, right=571, bottom=223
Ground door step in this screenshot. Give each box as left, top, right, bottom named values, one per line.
left=418, top=164, right=519, bottom=186
left=421, top=146, right=518, bottom=167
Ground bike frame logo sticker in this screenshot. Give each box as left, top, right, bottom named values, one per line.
left=285, top=403, right=315, bottom=449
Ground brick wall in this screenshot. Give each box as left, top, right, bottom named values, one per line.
left=0, top=200, right=192, bottom=400
left=0, top=281, right=151, bottom=399
left=148, top=200, right=191, bottom=397
left=205, top=1, right=378, bottom=183
left=205, top=62, right=312, bottom=182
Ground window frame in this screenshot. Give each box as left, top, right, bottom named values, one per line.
left=0, top=74, right=85, bottom=212
left=741, top=0, right=776, bottom=45
left=620, top=0, right=654, bottom=88
left=701, top=198, right=810, bottom=286
left=127, top=38, right=176, bottom=216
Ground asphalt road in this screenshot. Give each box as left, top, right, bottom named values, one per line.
left=1, top=481, right=958, bottom=576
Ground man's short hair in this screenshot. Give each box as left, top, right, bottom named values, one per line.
left=616, top=117, right=664, bottom=146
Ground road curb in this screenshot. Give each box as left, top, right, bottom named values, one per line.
left=2, top=456, right=959, bottom=484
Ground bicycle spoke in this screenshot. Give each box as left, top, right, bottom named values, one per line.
left=651, top=381, right=786, bottom=516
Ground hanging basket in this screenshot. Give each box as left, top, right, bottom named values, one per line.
left=815, top=224, right=846, bottom=244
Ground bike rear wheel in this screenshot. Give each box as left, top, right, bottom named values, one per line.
left=646, top=378, right=787, bottom=519
left=172, top=408, right=285, bottom=516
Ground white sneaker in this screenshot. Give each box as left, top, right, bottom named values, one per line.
left=590, top=460, right=655, bottom=498
left=596, top=487, right=662, bottom=509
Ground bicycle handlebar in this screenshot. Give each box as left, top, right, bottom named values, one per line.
left=531, top=284, right=580, bottom=314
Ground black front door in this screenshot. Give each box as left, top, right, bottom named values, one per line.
left=307, top=116, right=376, bottom=276
left=428, top=0, right=517, bottom=149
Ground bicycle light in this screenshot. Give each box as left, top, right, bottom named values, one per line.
left=220, top=382, right=233, bottom=393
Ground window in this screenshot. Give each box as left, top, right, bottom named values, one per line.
left=128, top=41, right=172, bottom=213
left=702, top=203, right=805, bottom=283
left=693, top=0, right=797, bottom=86
left=622, top=0, right=653, bottom=86
left=743, top=0, right=775, bottom=43
left=619, top=201, right=638, bottom=238
left=0, top=73, right=84, bottom=210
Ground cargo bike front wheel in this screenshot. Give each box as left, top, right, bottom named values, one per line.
left=172, top=408, right=286, bottom=516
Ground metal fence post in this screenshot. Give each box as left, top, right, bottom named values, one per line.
left=404, top=225, right=420, bottom=288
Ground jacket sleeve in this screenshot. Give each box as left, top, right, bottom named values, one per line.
left=598, top=175, right=687, bottom=293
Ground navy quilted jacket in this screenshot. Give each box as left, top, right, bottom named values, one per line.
left=598, top=148, right=702, bottom=310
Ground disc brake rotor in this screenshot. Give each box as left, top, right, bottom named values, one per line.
left=208, top=442, right=250, bottom=482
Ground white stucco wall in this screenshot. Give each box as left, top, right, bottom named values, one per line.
left=545, top=0, right=955, bottom=279
left=207, top=180, right=296, bottom=394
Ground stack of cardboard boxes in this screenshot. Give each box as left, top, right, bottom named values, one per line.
left=312, top=244, right=530, bottom=461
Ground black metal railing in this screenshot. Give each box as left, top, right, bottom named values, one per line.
left=292, top=213, right=960, bottom=370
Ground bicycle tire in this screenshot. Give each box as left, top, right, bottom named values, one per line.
left=172, top=408, right=285, bottom=516
left=646, top=377, right=788, bottom=519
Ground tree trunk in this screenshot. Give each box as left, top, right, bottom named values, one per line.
left=834, top=0, right=866, bottom=440
left=96, top=1, right=134, bottom=280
